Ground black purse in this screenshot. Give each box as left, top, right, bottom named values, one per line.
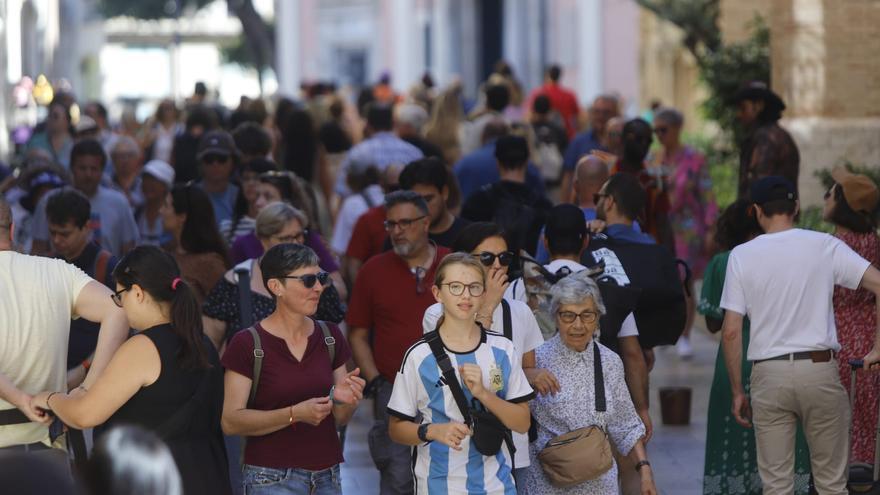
left=424, top=331, right=515, bottom=463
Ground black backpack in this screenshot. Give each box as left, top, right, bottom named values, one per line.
left=580, top=234, right=690, bottom=348
left=484, top=184, right=547, bottom=269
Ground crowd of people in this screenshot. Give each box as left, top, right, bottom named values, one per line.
left=0, top=63, right=879, bottom=495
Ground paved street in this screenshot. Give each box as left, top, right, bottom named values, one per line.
left=341, top=326, right=719, bottom=494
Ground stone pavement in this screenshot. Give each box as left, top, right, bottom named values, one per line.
left=340, top=328, right=720, bottom=494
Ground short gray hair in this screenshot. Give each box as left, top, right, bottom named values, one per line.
left=549, top=271, right=607, bottom=317
left=385, top=190, right=429, bottom=216
left=255, top=202, right=309, bottom=239
left=654, top=107, right=684, bottom=127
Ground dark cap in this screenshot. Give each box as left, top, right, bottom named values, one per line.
left=494, top=135, right=529, bottom=167
left=197, top=130, right=236, bottom=160
left=730, top=81, right=786, bottom=112
left=750, top=176, right=797, bottom=205
left=545, top=204, right=587, bottom=241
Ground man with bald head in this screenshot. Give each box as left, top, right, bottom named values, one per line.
left=0, top=197, right=129, bottom=456
left=560, top=94, right=620, bottom=202
left=534, top=155, right=610, bottom=263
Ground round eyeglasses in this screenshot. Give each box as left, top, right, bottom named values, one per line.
left=440, top=282, right=485, bottom=297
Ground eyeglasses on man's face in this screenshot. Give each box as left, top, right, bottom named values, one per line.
left=440, top=282, right=485, bottom=297
left=279, top=271, right=330, bottom=289
left=384, top=215, right=426, bottom=232
left=557, top=310, right=600, bottom=325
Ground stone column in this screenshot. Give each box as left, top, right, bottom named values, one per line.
left=275, top=0, right=301, bottom=99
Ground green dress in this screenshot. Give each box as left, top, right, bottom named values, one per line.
left=699, top=252, right=813, bottom=494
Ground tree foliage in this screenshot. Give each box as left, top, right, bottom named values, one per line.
left=97, top=0, right=275, bottom=78
left=98, top=0, right=213, bottom=19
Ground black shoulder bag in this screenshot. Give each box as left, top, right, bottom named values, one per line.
left=423, top=330, right=515, bottom=466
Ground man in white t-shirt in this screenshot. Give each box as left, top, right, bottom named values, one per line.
left=0, top=198, right=129, bottom=454
left=720, top=176, right=880, bottom=495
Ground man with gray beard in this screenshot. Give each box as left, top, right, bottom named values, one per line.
left=346, top=190, right=450, bottom=494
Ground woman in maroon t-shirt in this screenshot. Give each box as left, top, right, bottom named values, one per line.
left=221, top=243, right=365, bottom=494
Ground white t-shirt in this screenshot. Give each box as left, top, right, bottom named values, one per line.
left=0, top=252, right=93, bottom=447
left=720, top=228, right=871, bottom=361
left=388, top=330, right=534, bottom=493
left=505, top=259, right=639, bottom=338
left=422, top=298, right=542, bottom=468
left=330, top=184, right=384, bottom=254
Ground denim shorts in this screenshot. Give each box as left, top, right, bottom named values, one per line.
left=242, top=464, right=341, bottom=495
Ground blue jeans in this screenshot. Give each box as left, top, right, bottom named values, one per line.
left=242, top=464, right=341, bottom=495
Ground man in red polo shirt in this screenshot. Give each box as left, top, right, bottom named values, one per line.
left=527, top=64, right=580, bottom=139
left=347, top=190, right=450, bottom=495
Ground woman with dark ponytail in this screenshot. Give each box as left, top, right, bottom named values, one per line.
left=33, top=246, right=232, bottom=495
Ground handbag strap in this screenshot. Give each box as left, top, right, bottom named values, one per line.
left=246, top=326, right=263, bottom=407
left=317, top=320, right=336, bottom=365
left=425, top=331, right=473, bottom=427
left=593, top=342, right=606, bottom=412
left=501, top=299, right=512, bottom=341
left=235, top=262, right=254, bottom=329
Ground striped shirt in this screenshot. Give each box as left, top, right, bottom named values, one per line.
left=388, top=329, right=535, bottom=495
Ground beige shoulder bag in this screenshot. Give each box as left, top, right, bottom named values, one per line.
left=537, top=343, right=614, bottom=488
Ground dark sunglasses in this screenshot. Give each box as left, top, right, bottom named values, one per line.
left=280, top=271, right=330, bottom=289
left=593, top=192, right=609, bottom=204
left=202, top=153, right=229, bottom=164
left=474, top=251, right=514, bottom=267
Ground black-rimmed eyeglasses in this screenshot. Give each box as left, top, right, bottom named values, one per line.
left=557, top=310, right=600, bottom=324
left=111, top=288, right=129, bottom=308
left=279, top=271, right=330, bottom=289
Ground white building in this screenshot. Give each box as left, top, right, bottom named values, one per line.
left=276, top=0, right=642, bottom=109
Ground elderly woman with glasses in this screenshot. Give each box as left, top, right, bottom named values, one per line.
left=221, top=243, right=364, bottom=495
left=525, top=271, right=656, bottom=495
left=203, top=202, right=330, bottom=352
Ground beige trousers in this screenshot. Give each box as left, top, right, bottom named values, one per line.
left=751, top=358, right=851, bottom=495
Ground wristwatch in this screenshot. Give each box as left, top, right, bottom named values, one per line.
left=417, top=423, right=431, bottom=443
left=635, top=460, right=651, bottom=472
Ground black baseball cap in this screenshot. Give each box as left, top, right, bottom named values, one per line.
left=197, top=130, right=236, bottom=160
left=545, top=204, right=587, bottom=241
left=749, top=176, right=797, bottom=205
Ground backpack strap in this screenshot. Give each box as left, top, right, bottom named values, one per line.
left=360, top=190, right=374, bottom=209
left=235, top=261, right=254, bottom=330
left=93, top=250, right=112, bottom=288
left=246, top=326, right=263, bottom=407
left=593, top=342, right=606, bottom=412
left=424, top=331, right=473, bottom=427
left=501, top=299, right=512, bottom=341
left=317, top=320, right=336, bottom=365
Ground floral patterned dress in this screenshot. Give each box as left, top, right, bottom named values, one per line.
left=833, top=230, right=880, bottom=465
left=699, top=252, right=812, bottom=494
left=656, top=146, right=717, bottom=278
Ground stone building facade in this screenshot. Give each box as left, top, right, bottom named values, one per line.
left=721, top=0, right=880, bottom=206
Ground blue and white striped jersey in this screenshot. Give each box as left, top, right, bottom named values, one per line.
left=388, top=329, right=535, bottom=495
